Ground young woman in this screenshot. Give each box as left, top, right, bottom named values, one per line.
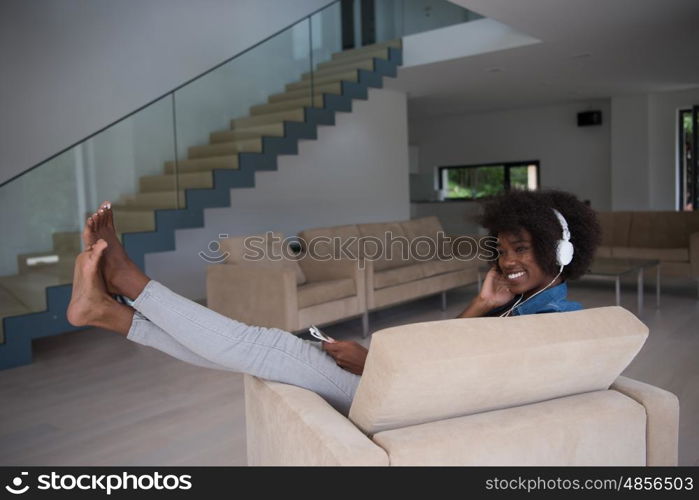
left=67, top=189, right=599, bottom=415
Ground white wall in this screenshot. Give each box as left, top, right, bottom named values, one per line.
left=0, top=0, right=331, bottom=184
left=409, top=100, right=613, bottom=210
left=144, top=88, right=410, bottom=299
left=610, top=95, right=651, bottom=210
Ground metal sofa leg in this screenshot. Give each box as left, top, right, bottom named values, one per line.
left=362, top=311, right=370, bottom=338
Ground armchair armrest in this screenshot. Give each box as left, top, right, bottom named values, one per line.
left=690, top=232, right=699, bottom=277
left=244, top=375, right=388, bottom=466
left=206, top=264, right=297, bottom=331
left=611, top=376, right=679, bottom=465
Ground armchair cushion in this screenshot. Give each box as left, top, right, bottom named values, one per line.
left=372, top=390, right=646, bottom=466
left=297, top=278, right=356, bottom=309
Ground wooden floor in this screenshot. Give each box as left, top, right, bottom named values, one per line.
left=1, top=277, right=697, bottom=466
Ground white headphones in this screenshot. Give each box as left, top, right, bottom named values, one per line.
left=552, top=208, right=574, bottom=271
left=499, top=208, right=574, bottom=317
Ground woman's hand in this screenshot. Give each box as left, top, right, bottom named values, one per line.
left=479, top=267, right=516, bottom=309
left=323, top=340, right=368, bottom=375
left=458, top=266, right=515, bottom=318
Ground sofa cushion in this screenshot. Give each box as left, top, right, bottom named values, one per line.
left=611, top=247, right=689, bottom=262
left=348, top=306, right=648, bottom=435
left=357, top=221, right=410, bottom=271
left=595, top=246, right=613, bottom=258
left=298, top=224, right=361, bottom=261
left=400, top=217, right=448, bottom=261
left=628, top=212, right=689, bottom=248
left=297, top=278, right=356, bottom=309
left=374, top=263, right=426, bottom=290
left=420, top=258, right=471, bottom=278
left=220, top=232, right=306, bottom=285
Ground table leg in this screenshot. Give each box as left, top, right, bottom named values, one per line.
left=637, top=268, right=644, bottom=312
left=656, top=265, right=660, bottom=308
left=615, top=276, right=620, bottom=306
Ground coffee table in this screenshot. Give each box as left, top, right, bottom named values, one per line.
left=584, top=257, right=660, bottom=311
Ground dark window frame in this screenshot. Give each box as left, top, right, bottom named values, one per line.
left=437, top=160, right=541, bottom=201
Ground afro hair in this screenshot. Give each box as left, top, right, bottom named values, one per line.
left=480, top=189, right=601, bottom=280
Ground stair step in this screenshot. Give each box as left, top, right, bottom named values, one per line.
left=317, top=47, right=391, bottom=70
left=188, top=138, right=262, bottom=158
left=113, top=210, right=156, bottom=233
left=116, top=191, right=186, bottom=210
left=268, top=82, right=343, bottom=103
left=0, top=272, right=64, bottom=314
left=0, top=285, right=32, bottom=343
left=331, top=39, right=401, bottom=61
left=140, top=171, right=214, bottom=193
left=210, top=123, right=285, bottom=143
left=52, top=231, right=82, bottom=253
left=164, top=155, right=239, bottom=174
left=286, top=71, right=358, bottom=91
left=231, top=109, right=305, bottom=129
left=250, top=95, right=324, bottom=116
left=301, top=58, right=374, bottom=80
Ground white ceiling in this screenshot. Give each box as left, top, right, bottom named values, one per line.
left=388, top=0, right=699, bottom=118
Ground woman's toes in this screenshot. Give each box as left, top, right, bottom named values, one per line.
left=82, top=217, right=94, bottom=248
left=104, top=202, right=114, bottom=228
left=91, top=239, right=108, bottom=260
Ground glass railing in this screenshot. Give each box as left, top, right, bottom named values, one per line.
left=354, top=0, right=482, bottom=46
left=0, top=0, right=478, bottom=346
left=0, top=1, right=345, bottom=343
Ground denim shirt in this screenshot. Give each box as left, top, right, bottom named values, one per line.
left=486, top=282, right=581, bottom=317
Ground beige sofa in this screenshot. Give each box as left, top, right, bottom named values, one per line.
left=299, top=216, right=479, bottom=326
left=596, top=211, right=699, bottom=281
left=207, top=232, right=367, bottom=334
left=245, top=306, right=679, bottom=466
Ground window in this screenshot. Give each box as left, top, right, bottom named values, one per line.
left=438, top=161, right=540, bottom=200
left=678, top=107, right=697, bottom=211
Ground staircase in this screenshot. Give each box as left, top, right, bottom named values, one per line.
left=0, top=39, right=403, bottom=370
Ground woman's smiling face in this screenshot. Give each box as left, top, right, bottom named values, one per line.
left=496, top=228, right=560, bottom=297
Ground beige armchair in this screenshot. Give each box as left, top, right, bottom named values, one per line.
left=206, top=232, right=367, bottom=334
left=244, top=306, right=679, bottom=466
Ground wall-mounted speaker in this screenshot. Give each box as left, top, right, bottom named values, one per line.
left=577, top=110, right=602, bottom=127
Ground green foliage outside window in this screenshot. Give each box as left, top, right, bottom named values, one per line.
left=446, top=166, right=504, bottom=198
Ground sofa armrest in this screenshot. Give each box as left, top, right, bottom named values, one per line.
left=244, top=375, right=388, bottom=466
left=611, top=376, right=679, bottom=466
left=206, top=264, right=297, bottom=331
left=690, top=232, right=699, bottom=277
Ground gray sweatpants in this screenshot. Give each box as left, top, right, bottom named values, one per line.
left=127, top=280, right=360, bottom=415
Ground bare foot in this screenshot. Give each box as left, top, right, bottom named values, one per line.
left=67, top=239, right=115, bottom=327
left=84, top=201, right=150, bottom=300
